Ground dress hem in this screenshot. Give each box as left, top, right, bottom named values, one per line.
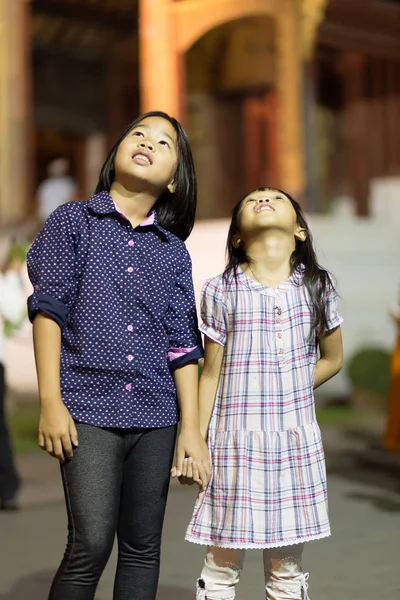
left=185, top=530, right=331, bottom=550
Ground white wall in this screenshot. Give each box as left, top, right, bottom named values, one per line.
left=187, top=215, right=400, bottom=397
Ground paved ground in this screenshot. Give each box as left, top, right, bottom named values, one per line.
left=1, top=422, right=400, bottom=599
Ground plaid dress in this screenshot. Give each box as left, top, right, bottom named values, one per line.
left=186, top=267, right=343, bottom=549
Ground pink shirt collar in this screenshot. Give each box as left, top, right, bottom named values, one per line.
left=113, top=201, right=155, bottom=226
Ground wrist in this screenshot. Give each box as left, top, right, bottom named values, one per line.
left=39, top=392, right=63, bottom=408
left=179, top=422, right=201, bottom=435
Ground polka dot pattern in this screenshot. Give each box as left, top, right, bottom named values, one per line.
left=27, top=191, right=203, bottom=428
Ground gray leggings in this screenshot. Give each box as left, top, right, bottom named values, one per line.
left=49, top=421, right=177, bottom=600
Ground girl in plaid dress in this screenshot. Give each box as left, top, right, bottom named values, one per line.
left=177, top=188, right=343, bottom=599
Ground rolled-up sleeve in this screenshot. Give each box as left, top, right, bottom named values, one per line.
left=199, top=277, right=228, bottom=346
left=164, top=249, right=203, bottom=371
left=27, top=206, right=77, bottom=328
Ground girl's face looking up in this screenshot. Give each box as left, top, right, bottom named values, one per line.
left=237, top=188, right=305, bottom=243
left=113, top=116, right=179, bottom=194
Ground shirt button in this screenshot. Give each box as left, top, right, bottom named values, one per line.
left=277, top=332, right=282, bottom=339
left=127, top=267, right=133, bottom=273
left=128, top=240, right=134, bottom=247
left=127, top=325, right=133, bottom=332
left=125, top=383, right=132, bottom=391
left=279, top=349, right=284, bottom=355
left=127, top=355, right=133, bottom=362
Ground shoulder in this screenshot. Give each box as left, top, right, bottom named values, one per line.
left=159, top=227, right=192, bottom=264
left=31, top=201, right=90, bottom=249
left=47, top=200, right=89, bottom=227
left=201, top=273, right=227, bottom=298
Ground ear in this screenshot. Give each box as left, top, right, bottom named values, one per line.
left=167, top=181, right=176, bottom=194
left=295, top=227, right=306, bottom=242
left=232, top=234, right=241, bottom=248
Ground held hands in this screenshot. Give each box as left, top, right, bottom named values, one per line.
left=38, top=400, right=78, bottom=462
left=170, top=428, right=211, bottom=490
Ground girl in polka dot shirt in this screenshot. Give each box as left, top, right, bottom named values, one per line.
left=27, top=111, right=210, bottom=600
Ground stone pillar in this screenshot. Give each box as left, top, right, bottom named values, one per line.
left=276, top=1, right=305, bottom=202
left=139, top=0, right=181, bottom=118
left=339, top=52, right=369, bottom=216
left=0, top=0, right=32, bottom=226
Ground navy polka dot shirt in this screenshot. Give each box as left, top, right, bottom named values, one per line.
left=27, top=191, right=203, bottom=429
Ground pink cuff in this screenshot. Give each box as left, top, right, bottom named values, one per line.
left=167, top=346, right=197, bottom=363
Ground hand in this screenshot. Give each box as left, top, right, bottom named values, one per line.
left=38, top=401, right=78, bottom=462
left=177, top=457, right=198, bottom=487
left=171, top=428, right=211, bottom=489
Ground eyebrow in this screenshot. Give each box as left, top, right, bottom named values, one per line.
left=134, top=123, right=175, bottom=144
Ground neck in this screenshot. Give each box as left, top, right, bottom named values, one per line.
left=110, top=181, right=158, bottom=228
left=243, top=230, right=295, bottom=287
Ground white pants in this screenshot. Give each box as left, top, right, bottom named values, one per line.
left=196, top=544, right=309, bottom=600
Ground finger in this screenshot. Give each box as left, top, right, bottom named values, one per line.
left=204, top=454, right=212, bottom=480
left=45, top=436, right=54, bottom=455
left=181, top=458, right=189, bottom=478
left=38, top=431, right=45, bottom=450
left=196, top=461, right=209, bottom=488
left=52, top=439, right=65, bottom=462
left=191, top=461, right=202, bottom=486
left=69, top=419, right=79, bottom=447
left=61, top=434, right=74, bottom=460
left=170, top=466, right=178, bottom=478
left=186, top=458, right=194, bottom=482
left=175, top=446, right=185, bottom=477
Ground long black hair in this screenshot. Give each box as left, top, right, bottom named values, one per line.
left=95, top=111, right=197, bottom=241
left=224, top=187, right=335, bottom=336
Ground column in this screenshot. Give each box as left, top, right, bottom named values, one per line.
left=339, top=52, right=369, bottom=216
left=139, top=0, right=181, bottom=118
left=276, top=1, right=305, bottom=202
left=0, top=0, right=32, bottom=226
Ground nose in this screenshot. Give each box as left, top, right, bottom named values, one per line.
left=139, top=139, right=154, bottom=152
left=257, top=197, right=270, bottom=204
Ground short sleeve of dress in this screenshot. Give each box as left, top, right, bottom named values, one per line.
left=199, top=276, right=228, bottom=346
left=27, top=205, right=78, bottom=328
left=325, top=281, right=343, bottom=331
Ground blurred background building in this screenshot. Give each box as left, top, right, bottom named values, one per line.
left=1, top=0, right=400, bottom=399
left=1, top=0, right=400, bottom=225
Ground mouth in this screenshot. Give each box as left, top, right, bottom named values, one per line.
left=255, top=204, right=275, bottom=213
left=132, top=150, right=153, bottom=165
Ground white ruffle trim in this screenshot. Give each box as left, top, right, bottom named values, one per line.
left=185, top=530, right=330, bottom=550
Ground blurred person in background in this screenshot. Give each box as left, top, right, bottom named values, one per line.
left=0, top=250, right=26, bottom=510
left=36, top=157, right=78, bottom=225
left=383, top=304, right=400, bottom=452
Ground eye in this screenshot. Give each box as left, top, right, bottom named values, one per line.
left=132, top=130, right=144, bottom=137
left=246, top=198, right=256, bottom=203
left=159, top=140, right=170, bottom=148
left=275, top=196, right=285, bottom=201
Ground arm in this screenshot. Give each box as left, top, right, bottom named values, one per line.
left=27, top=206, right=80, bottom=461
left=172, top=361, right=211, bottom=488
left=314, top=326, right=343, bottom=389
left=199, top=337, right=224, bottom=439
left=33, top=313, right=78, bottom=461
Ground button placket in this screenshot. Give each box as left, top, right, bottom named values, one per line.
left=274, top=291, right=285, bottom=366
left=125, top=232, right=135, bottom=391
